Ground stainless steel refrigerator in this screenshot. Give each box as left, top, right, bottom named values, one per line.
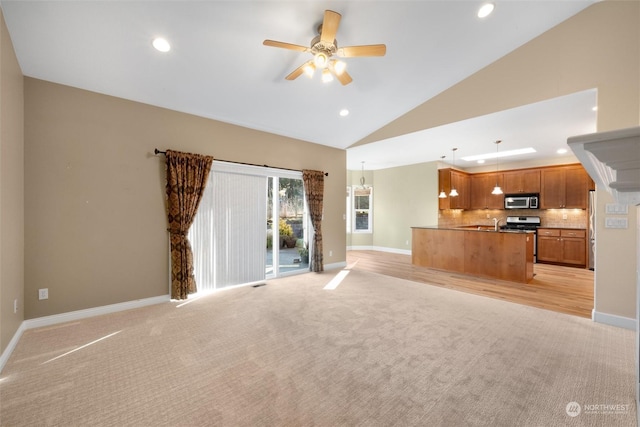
left=588, top=190, right=596, bottom=270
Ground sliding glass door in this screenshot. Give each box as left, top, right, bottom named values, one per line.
left=266, top=175, right=308, bottom=278
left=189, top=162, right=309, bottom=293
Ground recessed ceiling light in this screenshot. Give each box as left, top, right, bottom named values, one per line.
left=152, top=37, right=171, bottom=52
left=592, top=106, right=598, bottom=112
left=461, top=147, right=536, bottom=162
left=339, top=109, right=349, bottom=117
left=478, top=3, right=495, bottom=18
left=557, top=148, right=568, bottom=154
left=477, top=159, right=485, bottom=164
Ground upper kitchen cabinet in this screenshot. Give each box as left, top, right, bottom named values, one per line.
left=540, top=165, right=594, bottom=209
left=502, top=169, right=541, bottom=194
left=439, top=168, right=470, bottom=210
left=470, top=173, right=504, bottom=209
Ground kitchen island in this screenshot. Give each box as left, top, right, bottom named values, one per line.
left=411, top=226, right=534, bottom=283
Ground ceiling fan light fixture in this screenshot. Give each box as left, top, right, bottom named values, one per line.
left=263, top=10, right=385, bottom=85
left=303, top=63, right=315, bottom=78
left=322, top=68, right=334, bottom=83
left=333, top=60, right=347, bottom=75
left=314, top=52, right=329, bottom=68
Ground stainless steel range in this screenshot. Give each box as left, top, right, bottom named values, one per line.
left=501, top=216, right=541, bottom=262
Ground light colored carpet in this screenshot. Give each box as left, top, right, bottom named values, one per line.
left=0, top=268, right=636, bottom=426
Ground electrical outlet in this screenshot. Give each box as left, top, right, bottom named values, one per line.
left=486, top=213, right=490, bottom=219
left=14, top=299, right=18, bottom=314
left=38, top=288, right=49, bottom=300
left=406, top=240, right=409, bottom=245
left=329, top=250, right=333, bottom=257
left=562, top=214, right=568, bottom=220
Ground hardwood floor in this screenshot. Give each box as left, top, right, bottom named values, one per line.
left=346, top=250, right=594, bottom=318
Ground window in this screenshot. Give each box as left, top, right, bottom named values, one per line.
left=352, top=186, right=372, bottom=233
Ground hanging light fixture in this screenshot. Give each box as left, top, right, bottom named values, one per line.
left=439, top=155, right=447, bottom=198
left=491, top=140, right=504, bottom=195
left=359, top=161, right=368, bottom=189
left=449, top=148, right=459, bottom=197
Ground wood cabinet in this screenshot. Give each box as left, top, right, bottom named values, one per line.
left=537, top=228, right=586, bottom=267
left=470, top=173, right=504, bottom=209
left=438, top=168, right=470, bottom=210
left=540, top=166, right=593, bottom=209
left=439, top=164, right=592, bottom=211
left=412, top=227, right=534, bottom=283
left=502, top=169, right=541, bottom=194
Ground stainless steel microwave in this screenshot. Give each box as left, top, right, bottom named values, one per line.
left=504, top=194, right=539, bottom=209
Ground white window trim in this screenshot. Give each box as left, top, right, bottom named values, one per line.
left=351, top=185, right=373, bottom=234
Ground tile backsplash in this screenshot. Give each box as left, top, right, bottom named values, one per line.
left=439, top=208, right=587, bottom=229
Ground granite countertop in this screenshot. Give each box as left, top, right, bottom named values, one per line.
left=412, top=225, right=534, bottom=234
left=537, top=226, right=586, bottom=230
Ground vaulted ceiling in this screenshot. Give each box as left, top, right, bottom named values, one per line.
left=1, top=0, right=598, bottom=170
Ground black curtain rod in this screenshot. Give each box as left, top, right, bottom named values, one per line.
left=154, top=148, right=328, bottom=176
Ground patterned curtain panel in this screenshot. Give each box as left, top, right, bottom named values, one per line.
left=165, top=150, right=213, bottom=299
left=302, top=170, right=325, bottom=272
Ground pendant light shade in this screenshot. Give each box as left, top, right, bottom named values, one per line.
left=491, top=140, right=503, bottom=195
left=449, top=148, right=458, bottom=197
left=438, top=155, right=447, bottom=198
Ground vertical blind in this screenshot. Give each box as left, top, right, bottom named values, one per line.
left=189, top=165, right=267, bottom=291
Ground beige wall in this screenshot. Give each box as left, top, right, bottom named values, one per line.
left=24, top=78, right=346, bottom=319
left=372, top=163, right=439, bottom=251
left=352, top=1, right=639, bottom=321
left=0, top=10, right=24, bottom=354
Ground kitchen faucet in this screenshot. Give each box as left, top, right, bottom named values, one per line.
left=493, top=217, right=500, bottom=231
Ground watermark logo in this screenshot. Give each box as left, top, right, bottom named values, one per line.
left=566, top=402, right=581, bottom=417
left=566, top=401, right=631, bottom=417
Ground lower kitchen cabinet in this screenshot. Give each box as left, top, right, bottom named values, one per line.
left=537, top=228, right=586, bottom=267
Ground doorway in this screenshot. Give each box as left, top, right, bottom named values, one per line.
left=266, top=176, right=309, bottom=278
left=189, top=162, right=309, bottom=293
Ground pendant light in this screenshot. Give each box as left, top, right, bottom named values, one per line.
left=438, top=155, right=447, bottom=198
left=491, top=140, right=504, bottom=195
left=449, top=148, right=459, bottom=197
left=359, top=161, right=368, bottom=189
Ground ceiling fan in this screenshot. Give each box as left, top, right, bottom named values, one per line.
left=263, top=10, right=386, bottom=85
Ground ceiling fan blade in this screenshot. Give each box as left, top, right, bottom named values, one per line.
left=263, top=40, right=310, bottom=53
left=285, top=61, right=313, bottom=80
left=335, top=69, right=353, bottom=86
left=337, top=44, right=387, bottom=57
left=320, top=10, right=341, bottom=44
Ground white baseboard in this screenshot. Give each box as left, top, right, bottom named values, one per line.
left=348, top=246, right=411, bottom=256
left=0, top=321, right=27, bottom=374
left=325, top=261, right=347, bottom=271
left=592, top=309, right=636, bottom=330
left=0, top=295, right=169, bottom=373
